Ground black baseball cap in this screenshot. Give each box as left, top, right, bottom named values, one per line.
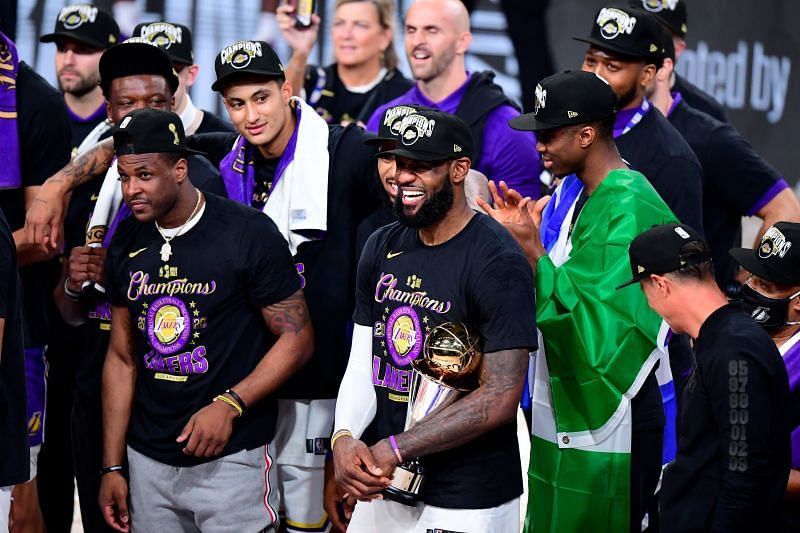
left=617, top=223, right=709, bottom=289
left=99, top=39, right=180, bottom=98
left=730, top=222, right=800, bottom=286
left=40, top=4, right=119, bottom=49
left=574, top=6, right=665, bottom=66
left=630, top=0, right=687, bottom=37
left=509, top=71, right=618, bottom=132
left=133, top=21, right=194, bottom=65
left=364, top=104, right=434, bottom=146
left=657, top=22, right=676, bottom=62
left=375, top=109, right=473, bottom=162
left=113, top=108, right=203, bottom=156
left=212, top=40, right=284, bottom=92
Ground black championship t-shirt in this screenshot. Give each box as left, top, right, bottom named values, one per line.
left=104, top=193, right=299, bottom=466
left=615, top=107, right=705, bottom=235
left=189, top=125, right=384, bottom=399
left=0, top=210, right=29, bottom=485
left=668, top=99, right=784, bottom=287
left=9, top=62, right=71, bottom=347
left=304, top=64, right=414, bottom=125
left=354, top=215, right=538, bottom=509
left=673, top=74, right=728, bottom=123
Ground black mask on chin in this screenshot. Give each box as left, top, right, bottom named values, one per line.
left=740, top=283, right=800, bottom=330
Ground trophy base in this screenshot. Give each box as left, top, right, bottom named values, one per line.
left=382, top=461, right=424, bottom=507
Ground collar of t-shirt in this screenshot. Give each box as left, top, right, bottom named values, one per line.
left=347, top=67, right=388, bottom=94
left=666, top=91, right=683, bottom=117
left=613, top=98, right=650, bottom=138
left=157, top=199, right=207, bottom=238
left=407, top=71, right=472, bottom=113
left=65, top=101, right=107, bottom=124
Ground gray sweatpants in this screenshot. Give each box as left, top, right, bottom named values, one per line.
left=127, top=444, right=279, bottom=532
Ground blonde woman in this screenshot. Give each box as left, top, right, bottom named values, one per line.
left=278, top=0, right=412, bottom=126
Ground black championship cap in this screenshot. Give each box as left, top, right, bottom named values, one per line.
left=212, top=40, right=284, bottom=92
left=99, top=39, right=180, bottom=98
left=617, top=223, right=709, bottom=289
left=574, top=5, right=665, bottom=66
left=375, top=108, right=473, bottom=162
left=133, top=21, right=193, bottom=65
left=113, top=108, right=203, bottom=156
left=365, top=104, right=434, bottom=146
left=40, top=3, right=119, bottom=49
left=730, top=222, right=800, bottom=286
left=509, top=70, right=618, bottom=132
left=630, top=0, right=687, bottom=37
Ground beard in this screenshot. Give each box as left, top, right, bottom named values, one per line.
left=394, top=176, right=454, bottom=228
left=615, top=80, right=640, bottom=109
left=58, top=70, right=101, bottom=97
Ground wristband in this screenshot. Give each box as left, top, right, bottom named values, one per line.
left=331, top=429, right=352, bottom=450
left=225, top=388, right=247, bottom=412
left=64, top=277, right=83, bottom=301
left=388, top=435, right=403, bottom=463
left=213, top=394, right=243, bottom=417
left=100, top=465, right=125, bottom=476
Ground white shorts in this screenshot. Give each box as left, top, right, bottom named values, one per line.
left=27, top=444, right=41, bottom=481
left=347, top=496, right=521, bottom=533
left=273, top=399, right=335, bottom=532
left=0, top=485, right=11, bottom=533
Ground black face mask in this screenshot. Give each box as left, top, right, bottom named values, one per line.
left=740, top=283, right=800, bottom=330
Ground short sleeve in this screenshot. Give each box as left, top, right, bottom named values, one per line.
left=237, top=213, right=301, bottom=307
left=702, top=125, right=785, bottom=216
left=187, top=133, right=239, bottom=168
left=650, top=157, right=705, bottom=236
left=353, top=230, right=381, bottom=327
left=472, top=251, right=538, bottom=353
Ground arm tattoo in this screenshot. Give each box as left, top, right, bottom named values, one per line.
left=397, top=348, right=528, bottom=459
left=61, top=140, right=114, bottom=188
left=263, top=289, right=311, bottom=335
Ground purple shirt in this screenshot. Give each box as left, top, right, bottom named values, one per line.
left=367, top=74, right=541, bottom=199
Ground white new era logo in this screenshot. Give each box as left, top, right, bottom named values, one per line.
left=453, top=144, right=462, bottom=152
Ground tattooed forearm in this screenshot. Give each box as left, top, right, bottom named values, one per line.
left=262, top=289, right=311, bottom=335
left=60, top=139, right=115, bottom=188
left=395, top=348, right=528, bottom=459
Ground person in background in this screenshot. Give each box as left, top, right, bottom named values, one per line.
left=278, top=0, right=413, bottom=126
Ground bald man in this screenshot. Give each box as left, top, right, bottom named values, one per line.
left=366, top=0, right=542, bottom=200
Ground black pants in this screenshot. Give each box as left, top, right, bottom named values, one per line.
left=72, top=399, right=116, bottom=533
left=631, top=427, right=664, bottom=533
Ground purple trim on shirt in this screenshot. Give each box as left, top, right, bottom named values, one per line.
left=667, top=92, right=683, bottom=117
left=103, top=202, right=131, bottom=249
left=783, top=338, right=800, bottom=468
left=613, top=106, right=639, bottom=137
left=747, top=178, right=789, bottom=216
left=65, top=102, right=107, bottom=124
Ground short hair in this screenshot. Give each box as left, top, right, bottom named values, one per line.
left=585, top=114, right=616, bottom=140
left=160, top=152, right=185, bottom=167
left=665, top=240, right=715, bottom=282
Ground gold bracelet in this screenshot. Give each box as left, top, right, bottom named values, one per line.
left=213, top=394, right=243, bottom=417
left=331, top=429, right=353, bottom=450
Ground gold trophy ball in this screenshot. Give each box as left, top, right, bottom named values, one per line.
left=414, top=322, right=482, bottom=391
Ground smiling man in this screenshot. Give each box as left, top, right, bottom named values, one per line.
left=98, top=107, right=312, bottom=532
left=481, top=70, right=677, bottom=533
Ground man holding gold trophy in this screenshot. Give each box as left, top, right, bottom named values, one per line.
left=331, top=107, right=538, bottom=532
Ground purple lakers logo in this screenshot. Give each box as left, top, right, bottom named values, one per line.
left=147, top=296, right=191, bottom=354
left=385, top=306, right=422, bottom=367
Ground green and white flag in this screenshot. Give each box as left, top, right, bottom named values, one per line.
left=526, top=169, right=676, bottom=532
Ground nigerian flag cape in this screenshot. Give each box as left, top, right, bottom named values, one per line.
left=526, top=169, right=677, bottom=533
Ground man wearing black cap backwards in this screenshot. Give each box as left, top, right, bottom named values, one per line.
left=332, top=107, right=537, bottom=532
left=621, top=223, right=791, bottom=532
left=98, top=107, right=312, bottom=532
left=132, top=21, right=233, bottom=135
left=574, top=4, right=703, bottom=234
left=40, top=3, right=120, bottom=152
left=730, top=222, right=800, bottom=528
left=483, top=70, right=676, bottom=532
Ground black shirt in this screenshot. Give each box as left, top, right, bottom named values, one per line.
left=66, top=104, right=107, bottom=154
left=660, top=303, right=791, bottom=532
left=668, top=99, right=784, bottom=287
left=305, top=64, right=414, bottom=125
left=673, top=74, right=728, bottom=123
left=615, top=107, right=705, bottom=235
left=189, top=125, right=384, bottom=399
left=11, top=62, right=71, bottom=347
left=0, top=210, right=29, bottom=485
left=196, top=109, right=234, bottom=135
left=354, top=215, right=538, bottom=509
left=104, top=193, right=300, bottom=466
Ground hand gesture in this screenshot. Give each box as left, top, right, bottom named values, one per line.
left=98, top=472, right=130, bottom=532
left=69, top=245, right=107, bottom=287
left=477, top=180, right=550, bottom=264
left=176, top=400, right=237, bottom=458
left=332, top=435, right=391, bottom=500
left=277, top=3, right=321, bottom=56
left=25, top=184, right=66, bottom=249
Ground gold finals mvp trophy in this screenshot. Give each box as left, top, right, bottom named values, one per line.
left=383, top=322, right=482, bottom=505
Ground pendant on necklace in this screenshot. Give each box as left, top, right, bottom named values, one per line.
left=160, top=242, right=172, bottom=262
